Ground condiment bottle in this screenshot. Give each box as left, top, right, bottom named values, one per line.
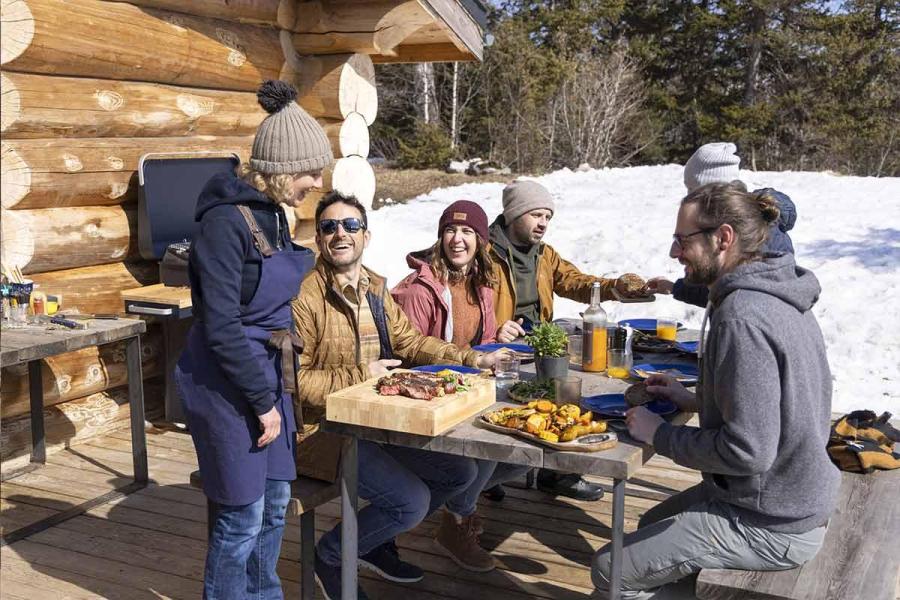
left=582, top=282, right=608, bottom=372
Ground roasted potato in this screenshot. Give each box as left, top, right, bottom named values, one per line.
left=559, top=404, right=581, bottom=420
left=535, top=400, right=555, bottom=413
left=579, top=411, right=593, bottom=425
left=538, top=430, right=559, bottom=443
left=525, top=413, right=547, bottom=434
left=589, top=420, right=607, bottom=433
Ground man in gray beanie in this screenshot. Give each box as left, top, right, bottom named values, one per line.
left=486, top=179, right=649, bottom=501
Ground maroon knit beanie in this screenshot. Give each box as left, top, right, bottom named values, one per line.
left=438, top=200, right=489, bottom=241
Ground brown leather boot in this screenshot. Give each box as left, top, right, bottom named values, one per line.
left=434, top=510, right=495, bottom=572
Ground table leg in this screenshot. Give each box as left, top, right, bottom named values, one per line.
left=301, top=510, right=316, bottom=600
left=340, top=436, right=359, bottom=600
left=126, top=335, right=149, bottom=484
left=609, top=478, right=626, bottom=600
left=28, top=360, right=46, bottom=464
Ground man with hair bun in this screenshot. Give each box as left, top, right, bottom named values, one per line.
left=592, top=182, right=840, bottom=598
left=649, top=142, right=799, bottom=307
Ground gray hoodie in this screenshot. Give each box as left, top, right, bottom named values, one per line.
left=653, top=254, right=840, bottom=533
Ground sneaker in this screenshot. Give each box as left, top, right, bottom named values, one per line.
left=536, top=470, right=604, bottom=501
left=482, top=483, right=506, bottom=502
left=434, top=510, right=495, bottom=572
left=314, top=552, right=370, bottom=600
left=359, top=540, right=424, bottom=583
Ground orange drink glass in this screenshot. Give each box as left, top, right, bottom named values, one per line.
left=656, top=318, right=678, bottom=341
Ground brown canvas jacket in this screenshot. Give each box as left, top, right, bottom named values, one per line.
left=488, top=230, right=617, bottom=327
left=292, top=259, right=482, bottom=421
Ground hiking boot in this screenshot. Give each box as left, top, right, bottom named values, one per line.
left=314, top=551, right=370, bottom=600
left=537, top=470, right=604, bottom=501
left=434, top=510, right=495, bottom=572
left=359, top=540, right=424, bottom=582
left=471, top=511, right=484, bottom=535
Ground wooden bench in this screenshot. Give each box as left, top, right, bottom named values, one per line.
left=190, top=470, right=339, bottom=599
left=696, top=469, right=900, bottom=600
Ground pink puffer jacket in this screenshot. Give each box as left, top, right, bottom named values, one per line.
left=391, top=249, right=497, bottom=346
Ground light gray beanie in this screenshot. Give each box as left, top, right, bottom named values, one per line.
left=250, top=80, right=333, bottom=175
left=502, top=180, right=556, bottom=223
left=683, top=142, right=741, bottom=191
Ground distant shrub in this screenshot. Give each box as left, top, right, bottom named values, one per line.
left=396, top=122, right=455, bottom=169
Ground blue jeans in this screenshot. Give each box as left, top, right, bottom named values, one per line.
left=317, top=440, right=478, bottom=566
left=445, top=460, right=533, bottom=516
left=204, top=478, right=291, bottom=600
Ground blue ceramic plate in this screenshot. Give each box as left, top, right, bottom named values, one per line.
left=631, top=362, right=699, bottom=385
left=471, top=343, right=533, bottom=354
left=675, top=340, right=699, bottom=354
left=618, top=318, right=685, bottom=332
left=581, top=393, right=677, bottom=418
left=411, top=364, right=482, bottom=375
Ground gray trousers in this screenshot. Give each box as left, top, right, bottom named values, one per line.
left=592, top=484, right=826, bottom=599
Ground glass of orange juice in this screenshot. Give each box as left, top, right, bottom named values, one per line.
left=656, top=318, right=678, bottom=341
left=606, top=349, right=631, bottom=379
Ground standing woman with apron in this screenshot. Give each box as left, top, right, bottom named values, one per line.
left=176, top=80, right=333, bottom=600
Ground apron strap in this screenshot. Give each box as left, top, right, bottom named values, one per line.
left=267, top=329, right=304, bottom=426
left=236, top=205, right=275, bottom=258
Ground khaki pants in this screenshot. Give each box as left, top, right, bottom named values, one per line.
left=592, top=484, right=826, bottom=599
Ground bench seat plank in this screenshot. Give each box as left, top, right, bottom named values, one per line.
left=697, top=470, right=900, bottom=600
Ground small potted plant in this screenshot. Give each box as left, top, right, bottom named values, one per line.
left=525, top=321, right=569, bottom=381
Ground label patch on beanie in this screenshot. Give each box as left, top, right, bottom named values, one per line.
left=453, top=212, right=468, bottom=220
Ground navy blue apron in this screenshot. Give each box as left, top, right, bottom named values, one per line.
left=176, top=233, right=313, bottom=506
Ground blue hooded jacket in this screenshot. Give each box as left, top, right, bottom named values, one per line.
left=188, top=171, right=313, bottom=415
left=673, top=188, right=797, bottom=308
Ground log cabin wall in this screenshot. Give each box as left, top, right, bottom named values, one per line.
left=0, top=0, right=485, bottom=465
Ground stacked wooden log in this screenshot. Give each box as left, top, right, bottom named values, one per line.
left=1, top=0, right=385, bottom=466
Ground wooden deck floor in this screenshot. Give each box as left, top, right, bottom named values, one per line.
left=0, top=426, right=702, bottom=599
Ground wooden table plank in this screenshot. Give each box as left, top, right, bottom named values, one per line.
left=1, top=318, right=146, bottom=367
left=121, top=284, right=192, bottom=309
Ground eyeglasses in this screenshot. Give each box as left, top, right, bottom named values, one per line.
left=318, top=218, right=366, bottom=235
left=672, top=227, right=718, bottom=248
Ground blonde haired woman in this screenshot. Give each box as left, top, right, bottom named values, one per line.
left=175, top=80, right=332, bottom=600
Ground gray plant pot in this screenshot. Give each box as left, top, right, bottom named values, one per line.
left=535, top=355, right=569, bottom=381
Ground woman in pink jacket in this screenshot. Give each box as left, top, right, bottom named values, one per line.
left=392, top=200, right=497, bottom=347
left=392, top=200, right=530, bottom=573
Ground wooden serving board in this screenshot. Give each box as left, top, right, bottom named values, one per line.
left=325, top=370, right=496, bottom=437
left=476, top=417, right=618, bottom=453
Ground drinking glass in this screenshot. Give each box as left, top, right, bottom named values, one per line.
left=567, top=334, right=583, bottom=367
left=656, top=318, right=678, bottom=341
left=10, top=304, right=28, bottom=328
left=607, top=349, right=631, bottom=379
left=554, top=376, right=582, bottom=405
left=494, top=353, right=521, bottom=391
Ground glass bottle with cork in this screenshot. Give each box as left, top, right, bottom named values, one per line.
left=582, top=282, right=608, bottom=372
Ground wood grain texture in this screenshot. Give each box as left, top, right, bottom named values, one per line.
left=326, top=370, right=496, bottom=436
left=696, top=470, right=900, bottom=600
left=1, top=326, right=162, bottom=418
left=1, top=136, right=252, bottom=209
left=0, top=317, right=145, bottom=367
left=29, top=261, right=159, bottom=317
left=1, top=0, right=284, bottom=91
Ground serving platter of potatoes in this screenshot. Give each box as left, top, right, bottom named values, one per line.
left=479, top=400, right=617, bottom=452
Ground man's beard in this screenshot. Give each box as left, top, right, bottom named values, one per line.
left=684, top=253, right=720, bottom=285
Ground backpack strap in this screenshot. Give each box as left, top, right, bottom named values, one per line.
left=236, top=204, right=275, bottom=257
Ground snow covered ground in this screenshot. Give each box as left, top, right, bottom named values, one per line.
left=366, top=164, right=900, bottom=415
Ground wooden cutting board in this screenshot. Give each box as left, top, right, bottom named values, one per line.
left=325, top=370, right=496, bottom=436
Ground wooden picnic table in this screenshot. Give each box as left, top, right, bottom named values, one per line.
left=324, top=329, right=700, bottom=600
left=0, top=317, right=149, bottom=546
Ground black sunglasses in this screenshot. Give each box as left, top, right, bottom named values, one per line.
left=318, top=218, right=366, bottom=235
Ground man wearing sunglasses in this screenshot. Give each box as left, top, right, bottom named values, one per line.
left=291, top=191, right=503, bottom=600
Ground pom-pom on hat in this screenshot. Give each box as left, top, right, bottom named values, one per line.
left=683, top=142, right=741, bottom=191
left=250, top=80, right=333, bottom=175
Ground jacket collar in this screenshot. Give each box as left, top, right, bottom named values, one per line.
left=315, top=257, right=387, bottom=298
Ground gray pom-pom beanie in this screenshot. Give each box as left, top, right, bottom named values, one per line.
left=683, top=142, right=741, bottom=191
